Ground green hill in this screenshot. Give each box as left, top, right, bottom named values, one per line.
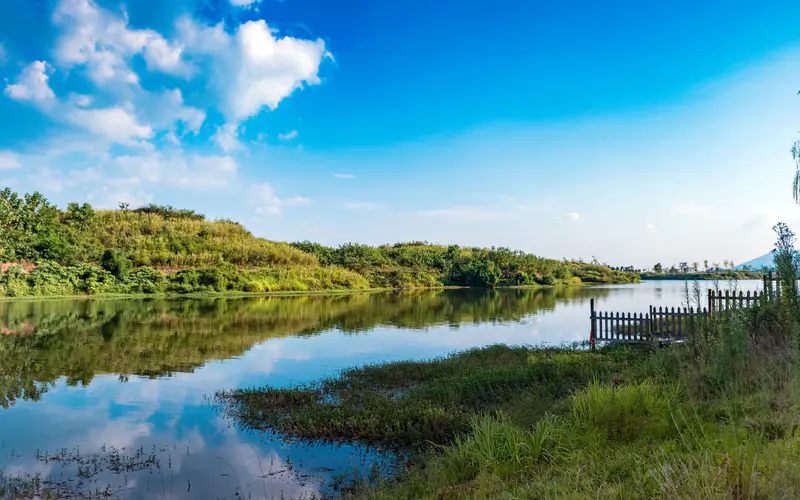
left=0, top=188, right=637, bottom=297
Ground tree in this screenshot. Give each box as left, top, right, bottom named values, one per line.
left=723, top=259, right=730, bottom=269
left=100, top=249, right=132, bottom=280
left=692, top=262, right=699, bottom=273
left=704, top=259, right=709, bottom=271
left=679, top=262, right=690, bottom=274
left=653, top=263, right=663, bottom=274
left=0, top=188, right=61, bottom=260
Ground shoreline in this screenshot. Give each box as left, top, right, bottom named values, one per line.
left=0, top=284, right=561, bottom=302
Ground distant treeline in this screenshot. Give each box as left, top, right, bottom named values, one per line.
left=640, top=270, right=763, bottom=281
left=0, top=188, right=637, bottom=297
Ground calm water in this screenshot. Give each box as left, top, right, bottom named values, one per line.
left=0, top=280, right=763, bottom=498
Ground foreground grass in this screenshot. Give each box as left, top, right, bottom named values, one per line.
left=218, top=300, right=800, bottom=499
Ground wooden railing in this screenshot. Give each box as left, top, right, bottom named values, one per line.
left=590, top=302, right=709, bottom=344
left=590, top=279, right=780, bottom=346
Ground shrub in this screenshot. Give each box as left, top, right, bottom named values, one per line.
left=100, top=249, right=132, bottom=280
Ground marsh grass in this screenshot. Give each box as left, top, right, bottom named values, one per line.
left=217, top=293, right=800, bottom=499
left=217, top=345, right=644, bottom=448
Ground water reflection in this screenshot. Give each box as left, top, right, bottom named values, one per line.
left=0, top=287, right=608, bottom=409
left=0, top=282, right=762, bottom=498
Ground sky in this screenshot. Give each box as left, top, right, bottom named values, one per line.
left=2, top=0, right=800, bottom=268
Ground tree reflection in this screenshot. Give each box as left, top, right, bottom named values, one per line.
left=0, top=287, right=608, bottom=407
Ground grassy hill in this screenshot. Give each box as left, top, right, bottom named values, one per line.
left=0, top=189, right=637, bottom=297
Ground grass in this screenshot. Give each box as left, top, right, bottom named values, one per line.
left=217, top=297, right=800, bottom=499
left=1, top=189, right=641, bottom=298
left=217, top=345, right=643, bottom=449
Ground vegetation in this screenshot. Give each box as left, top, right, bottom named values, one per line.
left=217, top=228, right=800, bottom=499
left=640, top=270, right=763, bottom=280
left=0, top=189, right=638, bottom=298
left=0, top=287, right=606, bottom=408
left=642, top=261, right=763, bottom=280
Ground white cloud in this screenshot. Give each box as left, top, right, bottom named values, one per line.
left=142, top=37, right=193, bottom=77
left=212, top=124, right=244, bottom=151
left=0, top=151, right=21, bottom=170
left=4, top=61, right=56, bottom=106
left=646, top=223, right=656, bottom=232
left=69, top=93, right=93, bottom=107
left=333, top=173, right=355, bottom=179
left=145, top=89, right=205, bottom=134
left=67, top=107, right=153, bottom=145
left=250, top=183, right=310, bottom=215
left=566, top=212, right=580, bottom=222
left=228, top=0, right=263, bottom=7
left=52, top=0, right=189, bottom=85
left=180, top=17, right=327, bottom=138
left=278, top=130, right=298, bottom=141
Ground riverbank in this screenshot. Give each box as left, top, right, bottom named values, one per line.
left=218, top=296, right=800, bottom=499
left=0, top=283, right=589, bottom=302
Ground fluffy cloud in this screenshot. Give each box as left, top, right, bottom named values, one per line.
left=67, top=107, right=153, bottom=145
left=250, top=183, right=310, bottom=215
left=4, top=61, right=56, bottom=106
left=179, top=18, right=327, bottom=148
left=212, top=124, right=244, bottom=152
left=227, top=21, right=326, bottom=120
left=142, top=38, right=192, bottom=77
left=278, top=130, right=298, bottom=141
left=144, top=89, right=205, bottom=134
left=566, top=212, right=580, bottom=221
left=0, top=151, right=21, bottom=170
left=53, top=0, right=191, bottom=84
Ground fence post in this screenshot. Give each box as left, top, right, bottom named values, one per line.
left=707, top=288, right=713, bottom=319
left=590, top=298, right=596, bottom=351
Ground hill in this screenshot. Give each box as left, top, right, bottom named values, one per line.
left=0, top=188, right=638, bottom=297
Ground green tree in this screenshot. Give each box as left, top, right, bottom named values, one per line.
left=100, top=249, right=132, bottom=280
left=0, top=188, right=61, bottom=260
left=653, top=263, right=663, bottom=274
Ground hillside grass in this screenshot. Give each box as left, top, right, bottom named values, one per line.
left=0, top=190, right=639, bottom=297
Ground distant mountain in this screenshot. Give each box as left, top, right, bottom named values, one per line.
left=735, top=252, right=774, bottom=271
left=734, top=251, right=800, bottom=270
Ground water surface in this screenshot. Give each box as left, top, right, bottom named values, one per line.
left=0, top=280, right=762, bottom=498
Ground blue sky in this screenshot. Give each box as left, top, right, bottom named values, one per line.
left=2, top=0, right=800, bottom=267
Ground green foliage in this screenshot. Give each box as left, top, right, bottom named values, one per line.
left=131, top=203, right=205, bottom=221
left=0, top=188, right=638, bottom=297
left=100, top=249, right=132, bottom=280
left=288, top=241, right=637, bottom=290
left=0, top=188, right=62, bottom=261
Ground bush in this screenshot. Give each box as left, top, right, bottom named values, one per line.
left=100, top=249, right=132, bottom=280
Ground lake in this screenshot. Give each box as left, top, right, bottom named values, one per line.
left=0, top=280, right=763, bottom=499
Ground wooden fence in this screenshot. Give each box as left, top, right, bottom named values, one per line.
left=590, top=302, right=709, bottom=344
left=590, top=278, right=781, bottom=346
